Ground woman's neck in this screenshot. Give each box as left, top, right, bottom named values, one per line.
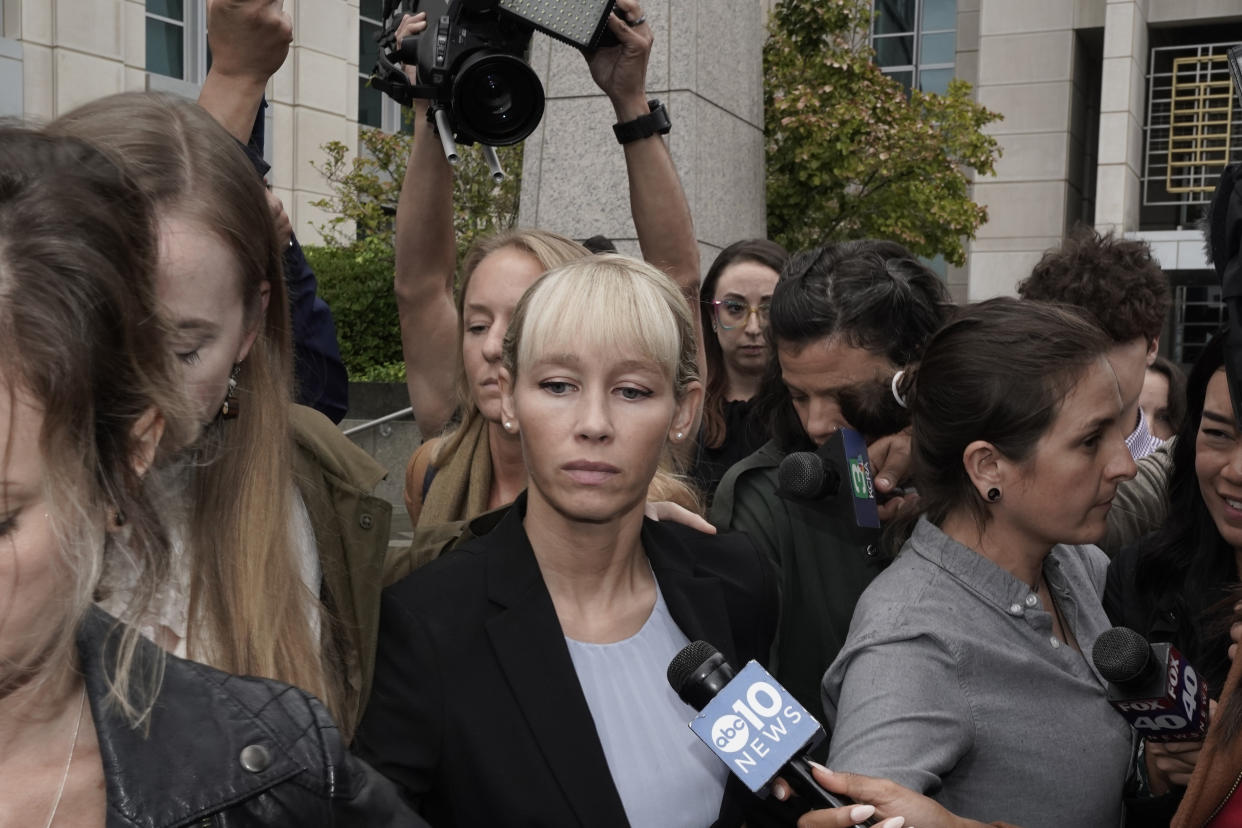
left=939, top=508, right=1051, bottom=588
left=724, top=364, right=763, bottom=403
left=0, top=654, right=84, bottom=768
left=523, top=490, right=656, bottom=643
left=487, top=419, right=528, bottom=508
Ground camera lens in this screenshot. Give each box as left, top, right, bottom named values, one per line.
left=453, top=51, right=545, bottom=146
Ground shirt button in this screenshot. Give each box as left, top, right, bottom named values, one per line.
left=240, top=744, right=272, bottom=773
left=1025, top=594, right=1039, bottom=608
left=359, top=513, right=373, bottom=530
left=1009, top=603, right=1023, bottom=615
left=1050, top=637, right=1061, bottom=649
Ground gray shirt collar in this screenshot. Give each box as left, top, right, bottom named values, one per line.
left=906, top=515, right=1074, bottom=620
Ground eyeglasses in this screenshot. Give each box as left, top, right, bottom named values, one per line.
left=707, top=299, right=770, bottom=330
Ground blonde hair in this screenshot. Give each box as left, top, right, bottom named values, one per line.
left=431, top=229, right=589, bottom=465
left=503, top=254, right=703, bottom=511
left=48, top=94, right=337, bottom=720
left=0, top=129, right=193, bottom=722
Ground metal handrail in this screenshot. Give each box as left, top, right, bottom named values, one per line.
left=342, top=406, right=414, bottom=437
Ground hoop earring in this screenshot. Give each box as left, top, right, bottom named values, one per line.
left=986, top=487, right=1001, bottom=503
left=220, top=364, right=241, bottom=420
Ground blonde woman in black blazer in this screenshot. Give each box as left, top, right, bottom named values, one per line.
left=355, top=255, right=779, bottom=827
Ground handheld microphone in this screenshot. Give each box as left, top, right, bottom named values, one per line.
left=1092, top=627, right=1210, bottom=742
left=777, top=427, right=881, bottom=530
left=667, top=641, right=876, bottom=826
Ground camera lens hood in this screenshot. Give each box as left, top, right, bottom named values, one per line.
left=451, top=50, right=545, bottom=146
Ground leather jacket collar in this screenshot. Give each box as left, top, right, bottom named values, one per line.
left=79, top=607, right=324, bottom=827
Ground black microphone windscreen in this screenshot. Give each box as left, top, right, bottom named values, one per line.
left=667, top=640, right=719, bottom=694
left=1092, top=627, right=1153, bottom=684
left=778, top=451, right=829, bottom=499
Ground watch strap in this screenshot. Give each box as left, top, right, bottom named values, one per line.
left=613, top=99, right=671, bottom=145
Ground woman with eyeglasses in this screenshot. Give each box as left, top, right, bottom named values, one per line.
left=690, top=240, right=788, bottom=501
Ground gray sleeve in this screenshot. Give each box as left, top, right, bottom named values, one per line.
left=1100, top=441, right=1173, bottom=557
left=823, top=633, right=974, bottom=795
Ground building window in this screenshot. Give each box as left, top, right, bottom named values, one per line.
left=146, top=0, right=208, bottom=85
left=872, top=0, right=956, bottom=95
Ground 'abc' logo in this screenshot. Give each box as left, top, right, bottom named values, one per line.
left=710, top=715, right=749, bottom=753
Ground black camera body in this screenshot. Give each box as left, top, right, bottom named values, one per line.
left=373, top=0, right=616, bottom=148
left=409, top=0, right=543, bottom=146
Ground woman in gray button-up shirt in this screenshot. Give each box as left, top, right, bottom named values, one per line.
left=822, top=299, right=1141, bottom=828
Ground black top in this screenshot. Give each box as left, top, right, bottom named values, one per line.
left=1104, top=534, right=1236, bottom=701
left=354, top=493, right=780, bottom=827
left=689, top=399, right=767, bottom=503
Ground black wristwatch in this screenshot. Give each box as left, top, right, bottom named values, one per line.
left=613, top=99, right=672, bottom=145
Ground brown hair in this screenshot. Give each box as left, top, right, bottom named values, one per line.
left=432, top=229, right=589, bottom=466
left=0, top=128, right=191, bottom=720
left=48, top=94, right=336, bottom=719
left=891, top=298, right=1110, bottom=552
left=698, top=239, right=788, bottom=450
left=1018, top=227, right=1171, bottom=344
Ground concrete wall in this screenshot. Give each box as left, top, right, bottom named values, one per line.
left=517, top=0, right=769, bottom=274
left=967, top=0, right=1081, bottom=299
left=2, top=0, right=359, bottom=246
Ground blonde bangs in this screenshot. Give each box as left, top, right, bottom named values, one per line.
left=515, top=256, right=682, bottom=383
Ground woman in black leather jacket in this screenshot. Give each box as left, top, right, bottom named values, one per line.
left=0, top=129, right=421, bottom=827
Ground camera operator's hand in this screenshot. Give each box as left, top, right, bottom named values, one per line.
left=395, top=12, right=429, bottom=87
left=586, top=0, right=653, bottom=121
left=206, top=0, right=292, bottom=84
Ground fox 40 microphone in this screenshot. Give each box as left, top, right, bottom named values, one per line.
left=1092, top=626, right=1210, bottom=742
left=777, top=427, right=881, bottom=532
left=667, top=640, right=877, bottom=827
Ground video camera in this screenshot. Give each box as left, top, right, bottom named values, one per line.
left=369, top=0, right=617, bottom=169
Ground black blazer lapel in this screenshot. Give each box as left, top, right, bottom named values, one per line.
left=643, top=520, right=741, bottom=672
left=484, top=506, right=631, bottom=828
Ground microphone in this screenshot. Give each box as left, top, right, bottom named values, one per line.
left=667, top=641, right=876, bottom=826
left=1092, top=627, right=1210, bottom=742
left=776, top=427, right=881, bottom=530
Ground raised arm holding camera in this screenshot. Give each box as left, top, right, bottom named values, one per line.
left=391, top=0, right=706, bottom=529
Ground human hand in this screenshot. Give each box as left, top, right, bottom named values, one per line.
left=772, top=765, right=981, bottom=828
left=1230, top=602, right=1241, bottom=661
left=1145, top=737, right=1206, bottom=794
left=869, top=429, right=917, bottom=522
left=206, top=0, right=293, bottom=84
left=645, top=500, right=717, bottom=534
left=265, top=188, right=292, bottom=250
left=394, top=12, right=428, bottom=85
left=584, top=0, right=653, bottom=120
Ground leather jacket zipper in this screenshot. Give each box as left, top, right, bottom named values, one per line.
left=1204, top=769, right=1242, bottom=827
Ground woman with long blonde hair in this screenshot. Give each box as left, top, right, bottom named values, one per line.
left=49, top=92, right=390, bottom=736
left=0, top=126, right=416, bottom=827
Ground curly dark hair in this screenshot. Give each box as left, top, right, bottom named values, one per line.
left=754, top=239, right=953, bottom=451
left=1017, top=227, right=1170, bottom=344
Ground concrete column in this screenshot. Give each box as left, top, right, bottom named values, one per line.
left=966, top=0, right=1079, bottom=299
left=517, top=0, right=768, bottom=275
left=13, top=0, right=139, bottom=121
left=271, top=0, right=359, bottom=245
left=1093, top=0, right=1147, bottom=234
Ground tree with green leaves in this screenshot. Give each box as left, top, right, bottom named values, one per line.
left=764, top=0, right=1001, bottom=264
left=303, top=124, right=521, bottom=381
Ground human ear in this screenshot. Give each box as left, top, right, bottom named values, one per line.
left=669, top=380, right=703, bottom=443
left=498, top=367, right=519, bottom=435
left=961, top=439, right=1003, bottom=500
left=129, top=407, right=166, bottom=479
left=1146, top=337, right=1160, bottom=366
left=235, top=280, right=272, bottom=364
